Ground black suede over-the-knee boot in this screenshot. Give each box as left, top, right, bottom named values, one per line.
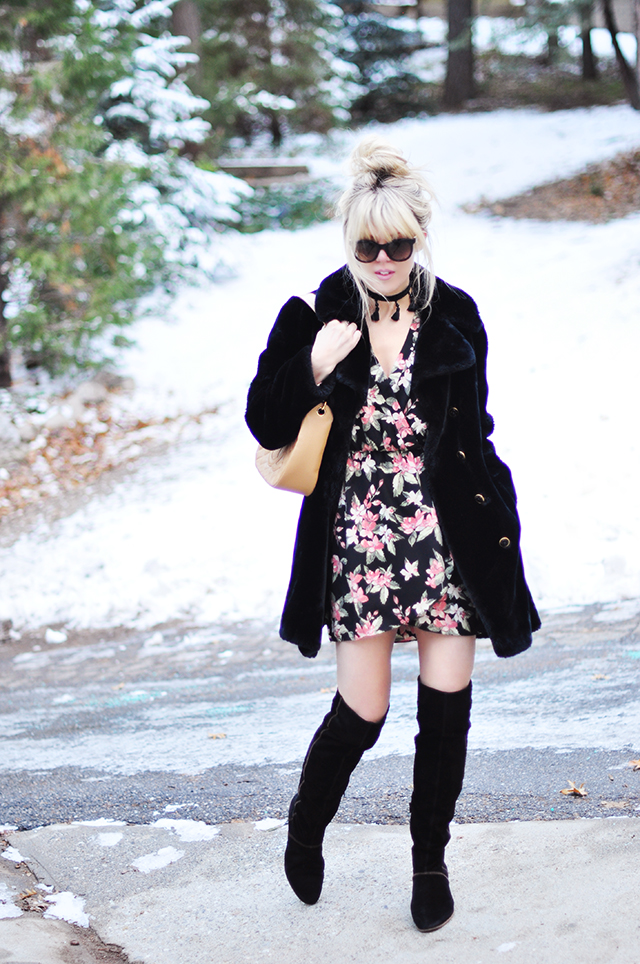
left=284, top=691, right=387, bottom=905
left=409, top=679, right=472, bottom=932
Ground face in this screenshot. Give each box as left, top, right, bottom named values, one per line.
left=355, top=235, right=415, bottom=295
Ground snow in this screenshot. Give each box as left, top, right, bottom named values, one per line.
left=45, top=628, right=68, bottom=645
left=1, top=846, right=24, bottom=862
left=0, top=883, right=22, bottom=919
left=131, top=846, right=185, bottom=872
left=74, top=818, right=127, bottom=826
left=44, top=891, right=90, bottom=927
left=97, top=832, right=124, bottom=846
left=0, top=106, right=639, bottom=632
left=153, top=818, right=220, bottom=841
left=255, top=818, right=287, bottom=831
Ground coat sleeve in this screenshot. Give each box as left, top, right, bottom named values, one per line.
left=473, top=324, right=518, bottom=512
left=246, top=296, right=335, bottom=450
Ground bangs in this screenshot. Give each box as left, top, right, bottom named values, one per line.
left=345, top=190, right=421, bottom=246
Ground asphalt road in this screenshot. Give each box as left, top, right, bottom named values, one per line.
left=1, top=602, right=639, bottom=830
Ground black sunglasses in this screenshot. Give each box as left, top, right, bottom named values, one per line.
left=354, top=237, right=416, bottom=263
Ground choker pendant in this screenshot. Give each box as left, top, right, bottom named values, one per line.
left=366, top=282, right=413, bottom=321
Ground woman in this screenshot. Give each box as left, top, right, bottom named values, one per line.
left=246, top=137, right=540, bottom=932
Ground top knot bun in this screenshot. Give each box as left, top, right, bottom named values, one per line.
left=348, top=135, right=412, bottom=181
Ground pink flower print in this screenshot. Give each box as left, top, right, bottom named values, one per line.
left=433, top=613, right=460, bottom=632
left=392, top=451, right=422, bottom=476
left=365, top=568, right=393, bottom=589
left=346, top=572, right=369, bottom=605
left=392, top=602, right=412, bottom=625
left=391, top=410, right=412, bottom=439
left=361, top=404, right=377, bottom=426
left=400, top=509, right=435, bottom=536
left=431, top=596, right=448, bottom=616
left=360, top=510, right=379, bottom=535
left=331, top=554, right=343, bottom=575
left=360, top=534, right=385, bottom=554
left=426, top=558, right=446, bottom=588
left=355, top=614, right=383, bottom=639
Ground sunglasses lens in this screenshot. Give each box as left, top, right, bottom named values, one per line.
left=355, top=238, right=415, bottom=263
left=355, top=240, right=379, bottom=263
left=387, top=239, right=414, bottom=261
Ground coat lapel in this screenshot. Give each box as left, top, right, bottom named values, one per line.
left=315, top=268, right=480, bottom=400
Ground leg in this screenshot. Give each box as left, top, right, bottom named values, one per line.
left=409, top=630, right=475, bottom=932
left=285, top=632, right=393, bottom=905
left=336, top=629, right=396, bottom=721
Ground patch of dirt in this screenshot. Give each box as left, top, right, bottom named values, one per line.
left=0, top=833, right=131, bottom=964
left=464, top=149, right=640, bottom=223
left=469, top=55, right=625, bottom=113
left=0, top=407, right=217, bottom=521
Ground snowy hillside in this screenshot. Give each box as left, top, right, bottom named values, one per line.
left=1, top=105, right=639, bottom=633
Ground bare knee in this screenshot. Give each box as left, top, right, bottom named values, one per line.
left=415, top=630, right=475, bottom=693
left=335, top=631, right=394, bottom=722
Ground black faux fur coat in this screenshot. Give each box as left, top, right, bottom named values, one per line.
left=246, top=267, right=540, bottom=659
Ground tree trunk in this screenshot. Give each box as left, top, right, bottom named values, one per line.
left=602, top=0, right=640, bottom=108
left=578, top=1, right=598, bottom=79
left=546, top=27, right=559, bottom=66
left=171, top=0, right=203, bottom=83
left=443, top=0, right=475, bottom=108
left=581, top=26, right=598, bottom=78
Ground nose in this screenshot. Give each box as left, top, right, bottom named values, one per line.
left=375, top=247, right=391, bottom=262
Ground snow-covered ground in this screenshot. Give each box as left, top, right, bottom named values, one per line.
left=1, top=105, right=639, bottom=633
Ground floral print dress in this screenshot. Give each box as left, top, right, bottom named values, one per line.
left=330, top=317, right=478, bottom=643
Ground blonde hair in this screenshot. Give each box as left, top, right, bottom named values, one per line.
left=336, top=136, right=436, bottom=322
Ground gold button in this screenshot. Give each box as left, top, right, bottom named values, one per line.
left=474, top=493, right=486, bottom=505
left=456, top=450, right=466, bottom=461
left=449, top=406, right=459, bottom=417
left=499, top=537, right=511, bottom=549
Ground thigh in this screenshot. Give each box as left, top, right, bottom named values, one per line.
left=335, top=630, right=396, bottom=722
left=414, top=629, right=476, bottom=693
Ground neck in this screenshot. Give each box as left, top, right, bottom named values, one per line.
left=365, top=281, right=414, bottom=322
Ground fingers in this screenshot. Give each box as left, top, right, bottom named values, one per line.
left=320, top=320, right=361, bottom=358
left=311, top=320, right=361, bottom=384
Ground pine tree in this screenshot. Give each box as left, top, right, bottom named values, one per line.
left=333, top=1, right=428, bottom=124
left=0, top=0, right=247, bottom=386
left=192, top=0, right=346, bottom=151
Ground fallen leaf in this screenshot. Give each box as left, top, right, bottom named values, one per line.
left=320, top=687, right=333, bottom=694
left=591, top=673, right=609, bottom=680
left=600, top=800, right=627, bottom=809
left=18, top=889, right=37, bottom=899
left=208, top=732, right=227, bottom=740
left=560, top=781, right=588, bottom=797
left=608, top=774, right=614, bottom=781
left=629, top=759, right=640, bottom=771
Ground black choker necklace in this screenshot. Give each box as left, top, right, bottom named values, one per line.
left=366, top=282, right=416, bottom=321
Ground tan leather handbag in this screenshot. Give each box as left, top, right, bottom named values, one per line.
left=255, top=292, right=332, bottom=496
left=255, top=399, right=333, bottom=496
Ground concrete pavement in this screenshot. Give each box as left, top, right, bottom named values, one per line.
left=2, top=815, right=640, bottom=964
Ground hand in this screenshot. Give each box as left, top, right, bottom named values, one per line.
left=311, top=320, right=361, bottom=385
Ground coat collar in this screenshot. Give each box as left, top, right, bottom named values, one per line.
left=314, top=267, right=482, bottom=393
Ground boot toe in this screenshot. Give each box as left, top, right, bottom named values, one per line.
left=284, top=837, right=325, bottom=905
left=411, top=871, right=454, bottom=932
